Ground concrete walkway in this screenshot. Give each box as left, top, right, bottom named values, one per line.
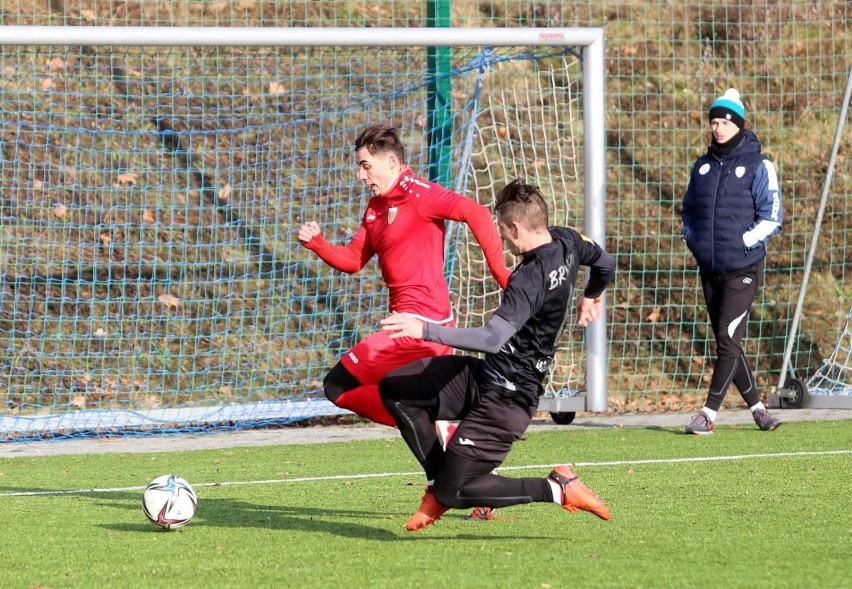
left=1, top=407, right=847, bottom=458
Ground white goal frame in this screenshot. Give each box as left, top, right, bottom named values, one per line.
left=1, top=25, right=608, bottom=414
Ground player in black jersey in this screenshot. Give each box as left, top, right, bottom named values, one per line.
left=378, top=178, right=617, bottom=531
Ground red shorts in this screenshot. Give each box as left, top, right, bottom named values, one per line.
left=339, top=329, right=453, bottom=385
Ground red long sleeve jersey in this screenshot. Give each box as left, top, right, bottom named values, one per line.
left=304, top=167, right=509, bottom=321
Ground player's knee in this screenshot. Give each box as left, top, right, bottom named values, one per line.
left=433, top=485, right=465, bottom=509
left=322, top=363, right=360, bottom=404
left=716, top=344, right=742, bottom=359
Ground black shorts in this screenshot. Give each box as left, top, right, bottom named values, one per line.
left=382, top=354, right=536, bottom=464
left=447, top=381, right=535, bottom=464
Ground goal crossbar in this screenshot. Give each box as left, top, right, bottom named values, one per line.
left=0, top=25, right=602, bottom=47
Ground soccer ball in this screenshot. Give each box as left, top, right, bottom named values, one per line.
left=142, top=474, right=197, bottom=529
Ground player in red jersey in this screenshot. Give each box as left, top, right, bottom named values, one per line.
left=298, top=122, right=511, bottom=428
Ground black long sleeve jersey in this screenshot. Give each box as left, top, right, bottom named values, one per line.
left=482, top=226, right=615, bottom=405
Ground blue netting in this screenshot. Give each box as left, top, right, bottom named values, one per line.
left=1, top=44, right=581, bottom=440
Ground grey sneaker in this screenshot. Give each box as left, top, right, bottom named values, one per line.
left=686, top=412, right=714, bottom=435
left=753, top=409, right=782, bottom=431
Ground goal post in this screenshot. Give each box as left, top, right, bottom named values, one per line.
left=0, top=26, right=606, bottom=439
left=772, top=66, right=852, bottom=410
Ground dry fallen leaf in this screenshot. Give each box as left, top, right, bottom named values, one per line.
left=116, top=171, right=138, bottom=185
left=158, top=293, right=181, bottom=309
left=268, top=81, right=286, bottom=94
left=47, top=57, right=65, bottom=71
left=140, top=395, right=161, bottom=409
left=206, top=1, right=229, bottom=12
left=645, top=307, right=664, bottom=322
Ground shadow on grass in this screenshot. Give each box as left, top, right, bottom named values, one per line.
left=103, top=497, right=563, bottom=541
left=0, top=487, right=405, bottom=539
left=641, top=426, right=685, bottom=435
left=0, top=487, right=569, bottom=541
left=565, top=422, right=686, bottom=434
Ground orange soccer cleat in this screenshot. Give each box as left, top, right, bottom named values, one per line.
left=548, top=465, right=611, bottom=521
left=406, top=486, right=450, bottom=531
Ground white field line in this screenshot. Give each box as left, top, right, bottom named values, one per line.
left=2, top=449, right=850, bottom=498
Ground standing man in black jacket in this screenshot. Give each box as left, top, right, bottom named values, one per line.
left=682, top=88, right=783, bottom=435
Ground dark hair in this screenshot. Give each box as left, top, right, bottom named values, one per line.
left=494, top=178, right=549, bottom=230
left=354, top=123, right=405, bottom=163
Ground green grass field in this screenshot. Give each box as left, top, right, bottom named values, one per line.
left=1, top=421, right=850, bottom=589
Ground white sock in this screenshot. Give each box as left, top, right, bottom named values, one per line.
left=750, top=402, right=766, bottom=413
left=547, top=479, right=563, bottom=504
left=701, top=407, right=717, bottom=422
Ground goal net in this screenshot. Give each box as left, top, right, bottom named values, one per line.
left=807, top=306, right=852, bottom=398
left=0, top=27, right=605, bottom=439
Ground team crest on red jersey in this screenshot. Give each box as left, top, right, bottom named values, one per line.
left=387, top=206, right=398, bottom=224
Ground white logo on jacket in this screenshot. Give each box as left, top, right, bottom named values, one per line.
left=548, top=264, right=570, bottom=290
left=736, top=166, right=746, bottom=178
left=699, top=163, right=711, bottom=175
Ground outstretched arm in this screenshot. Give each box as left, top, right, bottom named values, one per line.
left=380, top=312, right=517, bottom=355
left=298, top=221, right=375, bottom=274
left=448, top=198, right=512, bottom=288
left=582, top=249, right=616, bottom=300
left=573, top=235, right=616, bottom=326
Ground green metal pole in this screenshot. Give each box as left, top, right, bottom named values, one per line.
left=426, top=0, right=453, bottom=186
